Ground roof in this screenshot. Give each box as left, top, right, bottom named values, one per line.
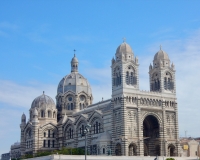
left=31, top=92, right=56, bottom=109
left=57, top=72, right=92, bottom=95
left=116, top=42, right=133, bottom=54
left=154, top=48, right=170, bottom=61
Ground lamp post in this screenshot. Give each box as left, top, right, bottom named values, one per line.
left=81, top=124, right=91, bottom=160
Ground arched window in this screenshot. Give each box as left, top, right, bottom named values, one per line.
left=48, top=140, right=50, bottom=148
left=157, top=79, right=160, bottom=89
left=68, top=128, right=73, bottom=139
left=48, top=130, right=50, bottom=137
left=164, top=72, right=174, bottom=90
left=83, top=104, right=85, bottom=109
left=126, top=72, right=129, bottom=84
left=68, top=103, right=70, bottom=110
left=80, top=103, right=82, bottom=110
left=71, top=103, right=73, bottom=110
left=41, top=110, right=45, bottom=117
left=53, top=112, right=56, bottom=118
left=82, top=125, right=84, bottom=134
left=28, top=130, right=31, bottom=138
left=113, top=68, right=121, bottom=87
left=68, top=128, right=71, bottom=139
left=168, top=78, right=171, bottom=89
left=48, top=111, right=51, bottom=118
left=44, top=132, right=46, bottom=137
left=43, top=140, right=46, bottom=147
left=164, top=77, right=167, bottom=89
left=103, top=148, right=105, bottom=154
left=52, top=140, right=55, bottom=148
left=126, top=67, right=136, bottom=85
left=93, top=121, right=101, bottom=134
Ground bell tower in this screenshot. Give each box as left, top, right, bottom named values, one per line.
left=149, top=46, right=176, bottom=93
left=111, top=40, right=139, bottom=97
left=111, top=40, right=139, bottom=156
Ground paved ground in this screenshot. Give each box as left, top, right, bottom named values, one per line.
left=27, top=155, right=199, bottom=160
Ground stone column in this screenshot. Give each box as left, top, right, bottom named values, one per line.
left=174, top=101, right=180, bottom=156
left=137, top=99, right=143, bottom=156
left=120, top=95, right=128, bottom=156
left=58, top=124, right=64, bottom=149
left=111, top=99, right=115, bottom=156
left=162, top=101, right=167, bottom=156
left=32, top=121, right=39, bottom=155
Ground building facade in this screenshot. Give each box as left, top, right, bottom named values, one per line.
left=10, top=142, right=21, bottom=159
left=16, top=41, right=180, bottom=157
left=1, top=153, right=10, bottom=160
left=179, top=138, right=200, bottom=157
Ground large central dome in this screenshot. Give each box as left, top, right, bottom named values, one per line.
left=57, top=72, right=92, bottom=95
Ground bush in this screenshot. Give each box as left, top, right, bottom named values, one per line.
left=166, top=158, right=175, bottom=160
left=20, top=147, right=85, bottom=159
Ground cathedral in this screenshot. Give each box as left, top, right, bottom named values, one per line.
left=17, top=41, right=180, bottom=157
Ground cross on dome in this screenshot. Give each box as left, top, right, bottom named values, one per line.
left=123, top=37, right=126, bottom=42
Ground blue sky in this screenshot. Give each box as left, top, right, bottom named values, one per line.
left=0, top=0, right=200, bottom=155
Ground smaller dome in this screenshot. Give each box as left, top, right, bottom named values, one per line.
left=21, top=113, right=26, bottom=119
left=116, top=42, right=133, bottom=54
left=31, top=92, right=56, bottom=109
left=14, top=142, right=20, bottom=146
left=13, top=142, right=20, bottom=146
left=154, top=48, right=169, bottom=61
left=71, top=54, right=78, bottom=63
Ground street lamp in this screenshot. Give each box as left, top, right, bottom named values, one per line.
left=81, top=124, right=91, bottom=160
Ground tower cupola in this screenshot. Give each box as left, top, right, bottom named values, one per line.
left=71, top=53, right=78, bottom=72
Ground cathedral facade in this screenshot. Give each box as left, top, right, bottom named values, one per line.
left=18, top=41, right=180, bottom=157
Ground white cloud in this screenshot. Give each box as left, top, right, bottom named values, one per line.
left=0, top=22, right=18, bottom=30
left=0, top=80, right=57, bottom=108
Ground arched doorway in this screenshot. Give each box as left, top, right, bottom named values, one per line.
left=144, top=143, right=148, bottom=156
left=143, top=115, right=160, bottom=156
left=128, top=143, right=137, bottom=156
left=115, top=143, right=121, bottom=156
left=168, top=144, right=175, bottom=156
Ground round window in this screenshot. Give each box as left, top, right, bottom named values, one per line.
left=79, top=95, right=85, bottom=101
left=68, top=97, right=72, bottom=101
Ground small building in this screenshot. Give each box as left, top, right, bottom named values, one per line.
left=180, top=138, right=200, bottom=157
left=10, top=142, right=21, bottom=159
left=1, top=153, right=10, bottom=160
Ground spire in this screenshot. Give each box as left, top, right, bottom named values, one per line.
left=149, top=63, right=152, bottom=70
left=160, top=45, right=162, bottom=50
left=71, top=50, right=79, bottom=72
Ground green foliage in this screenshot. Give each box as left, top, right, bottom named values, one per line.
left=166, top=158, right=175, bottom=160
left=57, top=147, right=84, bottom=155
left=21, top=154, right=33, bottom=159
left=20, top=147, right=85, bottom=159
left=35, top=151, right=52, bottom=157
